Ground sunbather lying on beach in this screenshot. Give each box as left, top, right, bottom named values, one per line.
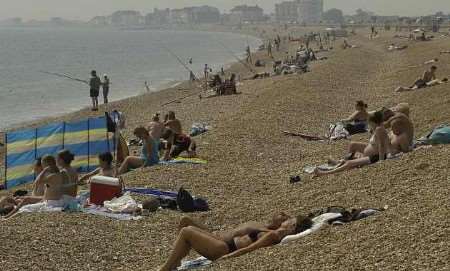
left=80, top=152, right=115, bottom=183
left=117, top=127, right=159, bottom=175
left=395, top=66, right=438, bottom=92
left=313, top=111, right=391, bottom=177
left=158, top=213, right=313, bottom=271
left=3, top=155, right=69, bottom=220
left=382, top=103, right=415, bottom=154
left=342, top=100, right=369, bottom=135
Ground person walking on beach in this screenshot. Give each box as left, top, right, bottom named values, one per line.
left=102, top=74, right=110, bottom=104
left=246, top=45, right=252, bottom=63
left=89, top=70, right=101, bottom=111
left=267, top=41, right=273, bottom=58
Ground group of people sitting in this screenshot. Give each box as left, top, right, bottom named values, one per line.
left=1, top=150, right=82, bottom=219
left=313, top=102, right=414, bottom=177
left=0, top=110, right=200, bottom=219
left=118, top=111, right=197, bottom=175
left=209, top=74, right=237, bottom=96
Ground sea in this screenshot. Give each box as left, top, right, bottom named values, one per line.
left=0, top=27, right=261, bottom=130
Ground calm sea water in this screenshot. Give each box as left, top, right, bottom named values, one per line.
left=0, top=27, right=260, bottom=130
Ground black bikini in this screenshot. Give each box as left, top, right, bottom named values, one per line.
left=226, top=230, right=263, bottom=253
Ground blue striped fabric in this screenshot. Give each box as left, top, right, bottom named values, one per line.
left=5, top=116, right=113, bottom=189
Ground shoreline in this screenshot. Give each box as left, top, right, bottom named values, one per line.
left=0, top=26, right=263, bottom=133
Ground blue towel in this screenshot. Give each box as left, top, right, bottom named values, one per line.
left=124, top=188, right=178, bottom=199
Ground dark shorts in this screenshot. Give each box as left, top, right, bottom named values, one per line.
left=369, top=155, right=387, bottom=164
left=414, top=79, right=427, bottom=89
left=90, top=88, right=99, bottom=98
left=170, top=140, right=190, bottom=158
left=345, top=122, right=368, bottom=135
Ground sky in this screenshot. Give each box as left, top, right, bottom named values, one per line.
left=0, top=0, right=449, bottom=21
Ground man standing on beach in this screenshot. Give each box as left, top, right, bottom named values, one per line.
left=246, top=45, right=252, bottom=63
left=268, top=41, right=273, bottom=58
left=89, top=70, right=101, bottom=111
left=102, top=74, right=110, bottom=104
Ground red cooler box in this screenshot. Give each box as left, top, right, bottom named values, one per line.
left=90, top=176, right=123, bottom=206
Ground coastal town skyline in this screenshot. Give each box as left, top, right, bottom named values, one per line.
left=1, top=0, right=450, bottom=21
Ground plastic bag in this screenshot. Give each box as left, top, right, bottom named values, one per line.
left=104, top=192, right=139, bottom=214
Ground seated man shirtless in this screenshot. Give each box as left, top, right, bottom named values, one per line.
left=382, top=103, right=415, bottom=154
left=3, top=155, right=68, bottom=220
left=396, top=66, right=437, bottom=92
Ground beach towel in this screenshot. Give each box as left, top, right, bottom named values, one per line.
left=124, top=188, right=178, bottom=199
left=18, top=199, right=65, bottom=214
left=81, top=207, right=142, bottom=221
left=281, top=213, right=342, bottom=244
left=177, top=257, right=212, bottom=270
left=160, top=158, right=207, bottom=165
left=190, top=123, right=210, bottom=137
left=304, top=163, right=340, bottom=174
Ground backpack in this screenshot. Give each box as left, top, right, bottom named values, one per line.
left=418, top=125, right=450, bottom=145
left=176, top=188, right=209, bottom=213
left=177, top=187, right=195, bottom=212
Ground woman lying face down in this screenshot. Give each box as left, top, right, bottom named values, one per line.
left=158, top=214, right=312, bottom=271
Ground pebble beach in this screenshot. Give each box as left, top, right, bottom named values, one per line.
left=0, top=26, right=449, bottom=270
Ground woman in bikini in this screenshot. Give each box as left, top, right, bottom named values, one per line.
left=314, top=111, right=391, bottom=177
left=158, top=214, right=313, bottom=271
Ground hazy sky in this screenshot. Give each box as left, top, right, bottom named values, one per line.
left=0, top=0, right=449, bottom=20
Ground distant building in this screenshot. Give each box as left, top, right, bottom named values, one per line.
left=190, top=6, right=221, bottom=24
left=230, top=5, right=265, bottom=23
left=275, top=1, right=299, bottom=23
left=145, top=8, right=170, bottom=26
left=170, top=8, right=191, bottom=24
left=110, top=10, right=144, bottom=26
left=1, top=17, right=22, bottom=26
left=89, top=16, right=109, bottom=26
left=297, top=0, right=323, bottom=24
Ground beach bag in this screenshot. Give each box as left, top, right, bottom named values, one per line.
left=159, top=198, right=178, bottom=210
left=418, top=125, right=450, bottom=145
left=193, top=198, right=209, bottom=212
left=177, top=187, right=195, bottom=212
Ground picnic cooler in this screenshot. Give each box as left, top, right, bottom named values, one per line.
left=90, top=176, right=123, bottom=206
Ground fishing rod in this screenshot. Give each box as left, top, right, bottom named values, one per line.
left=156, top=40, right=200, bottom=81
left=215, top=40, right=256, bottom=74
left=39, top=71, right=88, bottom=84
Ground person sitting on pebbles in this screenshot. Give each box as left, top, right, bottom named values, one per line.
left=117, top=127, right=159, bottom=175
left=314, top=111, right=391, bottom=177
left=158, top=213, right=313, bottom=271
left=3, top=155, right=69, bottom=220
left=382, top=103, right=415, bottom=154
left=80, top=152, right=115, bottom=183
left=341, top=100, right=369, bottom=135
left=162, top=131, right=197, bottom=161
